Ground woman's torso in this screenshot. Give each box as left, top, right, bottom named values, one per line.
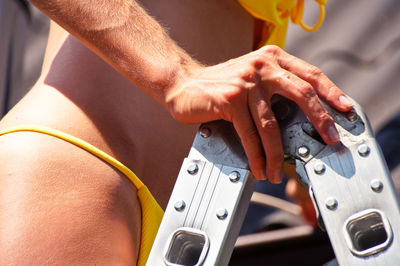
left=0, top=1, right=254, bottom=264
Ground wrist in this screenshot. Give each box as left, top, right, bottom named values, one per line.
left=162, top=53, right=203, bottom=113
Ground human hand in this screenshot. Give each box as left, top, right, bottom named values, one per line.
left=166, top=45, right=353, bottom=182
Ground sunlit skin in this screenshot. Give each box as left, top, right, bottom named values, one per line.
left=0, top=0, right=351, bottom=264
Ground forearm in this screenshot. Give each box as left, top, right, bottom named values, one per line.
left=28, top=0, right=353, bottom=184
left=29, top=0, right=198, bottom=105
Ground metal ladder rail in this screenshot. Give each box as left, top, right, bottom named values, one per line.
left=147, top=97, right=400, bottom=265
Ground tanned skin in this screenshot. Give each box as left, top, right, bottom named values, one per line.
left=0, top=0, right=352, bottom=264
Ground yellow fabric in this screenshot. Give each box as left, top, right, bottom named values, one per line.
left=238, top=0, right=297, bottom=27
left=237, top=0, right=327, bottom=47
left=290, top=0, right=326, bottom=32
left=0, top=125, right=163, bottom=266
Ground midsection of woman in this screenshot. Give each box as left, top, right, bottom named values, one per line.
left=0, top=0, right=253, bottom=264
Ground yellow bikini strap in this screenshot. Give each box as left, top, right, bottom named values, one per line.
left=238, top=0, right=326, bottom=32
left=290, top=0, right=326, bottom=32
left=0, top=125, right=164, bottom=265
left=238, top=0, right=327, bottom=48
left=0, top=125, right=145, bottom=189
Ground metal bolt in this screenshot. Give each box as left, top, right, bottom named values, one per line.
left=216, top=208, right=228, bottom=220
left=200, top=127, right=211, bottom=138
left=371, top=179, right=383, bottom=192
left=358, top=144, right=370, bottom=157
left=325, top=197, right=338, bottom=210
left=314, top=163, right=326, bottom=175
left=298, top=146, right=310, bottom=157
left=346, top=110, right=358, bottom=122
left=174, top=200, right=186, bottom=211
left=229, top=171, right=241, bottom=182
left=187, top=163, right=199, bottom=175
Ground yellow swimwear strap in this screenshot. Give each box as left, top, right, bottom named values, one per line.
left=0, top=125, right=163, bottom=266
left=238, top=0, right=326, bottom=32
left=238, top=0, right=327, bottom=47
left=0, top=125, right=145, bottom=189
left=289, top=0, right=326, bottom=32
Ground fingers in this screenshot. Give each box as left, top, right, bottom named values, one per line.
left=271, top=47, right=353, bottom=112
left=248, top=88, right=283, bottom=183
left=260, top=66, right=340, bottom=145
left=231, top=106, right=267, bottom=181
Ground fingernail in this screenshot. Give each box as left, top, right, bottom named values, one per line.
left=327, top=125, right=340, bottom=143
left=339, top=95, right=353, bottom=107
left=270, top=170, right=282, bottom=184
left=261, top=167, right=267, bottom=180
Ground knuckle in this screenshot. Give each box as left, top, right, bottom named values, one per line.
left=307, top=66, right=323, bottom=80
left=248, top=56, right=265, bottom=70
left=299, top=85, right=316, bottom=100
left=326, top=85, right=341, bottom=98
left=260, top=117, right=279, bottom=131
left=247, top=54, right=276, bottom=77
left=238, top=66, right=258, bottom=83
left=248, top=55, right=274, bottom=73
left=260, top=45, right=281, bottom=55
left=317, top=111, right=334, bottom=126
left=283, top=54, right=296, bottom=67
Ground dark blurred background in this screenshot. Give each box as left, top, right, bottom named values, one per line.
left=0, top=0, right=49, bottom=116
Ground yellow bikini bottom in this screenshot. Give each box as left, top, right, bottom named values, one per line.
left=0, top=125, right=164, bottom=266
